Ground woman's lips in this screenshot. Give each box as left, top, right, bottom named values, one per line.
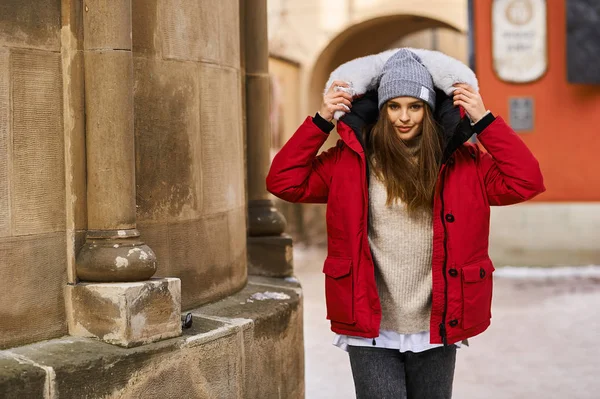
left=396, top=126, right=413, bottom=133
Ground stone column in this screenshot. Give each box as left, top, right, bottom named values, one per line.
left=242, top=0, right=293, bottom=277
left=66, top=0, right=181, bottom=347
left=75, top=0, right=156, bottom=282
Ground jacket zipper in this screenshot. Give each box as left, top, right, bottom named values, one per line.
left=439, top=165, right=449, bottom=347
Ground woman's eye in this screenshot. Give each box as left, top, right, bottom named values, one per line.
left=410, top=104, right=422, bottom=110
left=389, top=104, right=399, bottom=110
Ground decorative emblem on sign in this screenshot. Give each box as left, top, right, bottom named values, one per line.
left=493, top=0, right=547, bottom=83
left=505, top=0, right=534, bottom=25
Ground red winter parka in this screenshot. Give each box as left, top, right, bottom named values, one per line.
left=266, top=50, right=545, bottom=345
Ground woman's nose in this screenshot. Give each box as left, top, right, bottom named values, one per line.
left=399, top=110, right=410, bottom=122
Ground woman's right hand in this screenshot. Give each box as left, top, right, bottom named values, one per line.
left=319, top=81, right=353, bottom=122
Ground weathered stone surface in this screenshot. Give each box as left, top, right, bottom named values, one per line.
left=0, top=355, right=46, bottom=398
left=1, top=277, right=303, bottom=399
left=0, top=233, right=67, bottom=349
left=248, top=235, right=294, bottom=277
left=248, top=199, right=287, bottom=236
left=135, top=60, right=246, bottom=219
left=66, top=278, right=182, bottom=347
left=567, top=0, right=600, bottom=84
left=159, top=0, right=240, bottom=67
left=83, top=0, right=132, bottom=51
left=61, top=49, right=87, bottom=233
left=11, top=49, right=65, bottom=235
left=133, top=57, right=201, bottom=223
left=228, top=206, right=248, bottom=267
left=0, top=49, right=9, bottom=237
left=199, top=63, right=245, bottom=215
left=132, top=0, right=159, bottom=54
left=84, top=50, right=136, bottom=230
left=140, top=210, right=247, bottom=309
left=0, top=0, right=61, bottom=51
left=76, top=234, right=158, bottom=282
left=197, top=277, right=305, bottom=398
left=246, top=74, right=272, bottom=202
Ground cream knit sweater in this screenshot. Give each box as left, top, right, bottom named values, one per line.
left=368, top=169, right=434, bottom=334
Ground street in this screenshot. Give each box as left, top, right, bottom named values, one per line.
left=295, top=246, right=600, bottom=399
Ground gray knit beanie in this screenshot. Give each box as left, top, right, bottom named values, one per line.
left=378, top=49, right=436, bottom=111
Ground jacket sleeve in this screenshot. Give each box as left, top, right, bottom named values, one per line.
left=266, top=116, right=341, bottom=203
left=475, top=116, right=546, bottom=206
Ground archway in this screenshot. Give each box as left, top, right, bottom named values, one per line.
left=308, top=14, right=465, bottom=116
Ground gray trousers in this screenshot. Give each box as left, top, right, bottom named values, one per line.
left=348, top=345, right=457, bottom=399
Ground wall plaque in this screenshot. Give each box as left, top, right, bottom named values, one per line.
left=493, top=0, right=547, bottom=83
left=509, top=97, right=534, bottom=132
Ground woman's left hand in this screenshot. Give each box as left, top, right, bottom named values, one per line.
left=453, top=83, right=487, bottom=123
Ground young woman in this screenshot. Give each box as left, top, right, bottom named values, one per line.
left=267, top=49, right=545, bottom=398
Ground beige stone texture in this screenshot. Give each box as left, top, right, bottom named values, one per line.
left=196, top=279, right=305, bottom=398
left=228, top=206, right=248, bottom=265
left=0, top=49, right=9, bottom=237
left=11, top=49, right=66, bottom=236
left=131, top=0, right=159, bottom=55
left=0, top=0, right=61, bottom=51
left=133, top=51, right=247, bottom=306
left=246, top=74, right=272, bottom=202
left=268, top=58, right=303, bottom=148
left=133, top=57, right=202, bottom=223
left=61, top=2, right=87, bottom=281
left=1, top=277, right=303, bottom=399
left=83, top=0, right=132, bottom=51
left=60, top=51, right=86, bottom=215
left=243, top=0, right=269, bottom=74
left=159, top=0, right=240, bottom=67
left=199, top=63, right=245, bottom=215
left=84, top=50, right=136, bottom=230
left=139, top=209, right=247, bottom=309
left=0, top=232, right=67, bottom=349
left=66, top=278, right=182, bottom=347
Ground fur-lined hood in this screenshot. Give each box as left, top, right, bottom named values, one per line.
left=325, top=48, right=478, bottom=121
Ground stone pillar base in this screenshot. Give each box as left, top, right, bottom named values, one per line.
left=247, top=235, right=293, bottom=277
left=65, top=278, right=182, bottom=347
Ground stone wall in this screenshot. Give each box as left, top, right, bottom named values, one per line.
left=0, top=0, right=70, bottom=349
left=132, top=0, right=248, bottom=310
left=0, top=0, right=250, bottom=349
left=0, top=276, right=305, bottom=399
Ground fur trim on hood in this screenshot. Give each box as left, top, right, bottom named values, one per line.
left=324, top=48, right=478, bottom=120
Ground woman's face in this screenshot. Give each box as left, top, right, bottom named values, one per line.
left=386, top=97, right=425, bottom=142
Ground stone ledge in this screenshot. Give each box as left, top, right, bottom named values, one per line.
left=0, top=276, right=304, bottom=399
left=0, top=356, right=47, bottom=399
left=65, top=278, right=182, bottom=347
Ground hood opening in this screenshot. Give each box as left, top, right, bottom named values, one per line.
left=339, top=88, right=474, bottom=163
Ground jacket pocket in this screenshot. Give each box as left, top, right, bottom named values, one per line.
left=323, top=256, right=355, bottom=325
left=461, top=257, right=495, bottom=329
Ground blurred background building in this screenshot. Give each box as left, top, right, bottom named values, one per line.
left=268, top=0, right=600, bottom=266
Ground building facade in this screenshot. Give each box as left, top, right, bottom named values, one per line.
left=268, top=0, right=600, bottom=266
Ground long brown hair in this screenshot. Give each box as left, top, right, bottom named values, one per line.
left=366, top=102, right=443, bottom=215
